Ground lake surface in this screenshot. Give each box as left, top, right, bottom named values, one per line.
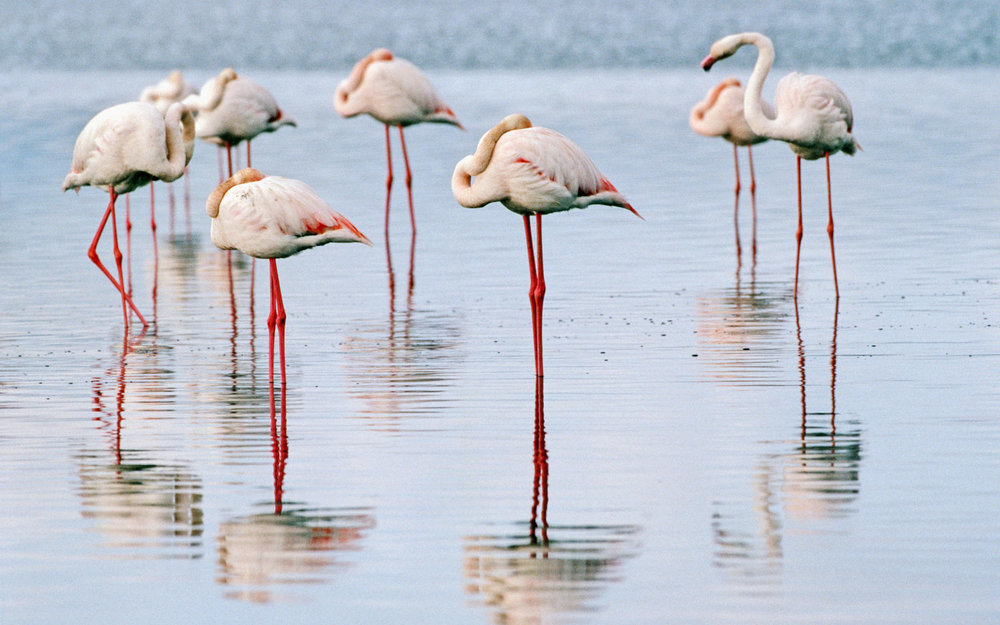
left=1, top=3, right=999, bottom=624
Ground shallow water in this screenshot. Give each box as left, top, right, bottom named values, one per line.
left=2, top=59, right=999, bottom=625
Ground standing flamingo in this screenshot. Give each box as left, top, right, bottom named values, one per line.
left=206, top=168, right=371, bottom=397
left=62, top=101, right=195, bottom=330
left=451, top=114, right=640, bottom=378
left=184, top=68, right=296, bottom=178
left=334, top=48, right=463, bottom=235
left=702, top=32, right=858, bottom=299
left=140, top=69, right=198, bottom=232
left=689, top=77, right=770, bottom=260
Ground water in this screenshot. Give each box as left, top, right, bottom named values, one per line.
left=2, top=2, right=1000, bottom=624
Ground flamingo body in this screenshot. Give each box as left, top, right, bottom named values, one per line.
left=139, top=70, right=197, bottom=114
left=452, top=114, right=636, bottom=217
left=207, top=168, right=372, bottom=258
left=63, top=101, right=195, bottom=195
left=334, top=48, right=461, bottom=128
left=190, top=76, right=296, bottom=147
left=690, top=78, right=769, bottom=147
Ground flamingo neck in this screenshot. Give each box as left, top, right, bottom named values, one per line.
left=741, top=34, right=785, bottom=140
left=451, top=114, right=532, bottom=208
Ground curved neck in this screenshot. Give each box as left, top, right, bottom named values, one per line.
left=741, top=34, right=783, bottom=139
left=160, top=103, right=190, bottom=180
left=335, top=49, right=393, bottom=113
left=451, top=114, right=532, bottom=208
left=206, top=167, right=265, bottom=218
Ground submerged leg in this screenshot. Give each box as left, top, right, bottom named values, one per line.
left=269, top=259, right=287, bottom=389
left=398, top=126, right=416, bottom=234
left=825, top=152, right=840, bottom=299
left=794, top=156, right=803, bottom=301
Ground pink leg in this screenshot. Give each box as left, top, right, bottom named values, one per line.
left=825, top=152, right=840, bottom=299
left=747, top=145, right=758, bottom=259
left=534, top=213, right=546, bottom=378
left=217, top=146, right=225, bottom=183
left=732, top=144, right=742, bottom=262
left=398, top=126, right=416, bottom=234
left=383, top=124, right=394, bottom=235
left=150, top=182, right=158, bottom=301
left=523, top=214, right=545, bottom=378
left=268, top=259, right=287, bottom=389
left=124, top=193, right=132, bottom=299
left=88, top=190, right=148, bottom=328
left=794, top=156, right=803, bottom=301
left=524, top=215, right=539, bottom=377
left=246, top=140, right=252, bottom=169
left=225, top=141, right=233, bottom=179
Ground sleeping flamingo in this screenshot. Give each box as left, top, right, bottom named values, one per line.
left=452, top=114, right=640, bottom=378
left=334, top=48, right=463, bottom=235
left=702, top=32, right=858, bottom=299
left=62, top=101, right=195, bottom=330
left=689, top=77, right=770, bottom=259
left=206, top=168, right=371, bottom=395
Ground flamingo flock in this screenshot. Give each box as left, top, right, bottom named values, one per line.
left=62, top=32, right=857, bottom=385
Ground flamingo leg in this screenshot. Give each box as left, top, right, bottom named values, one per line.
left=269, top=259, right=287, bottom=389
left=383, top=124, right=394, bottom=235
left=747, top=145, right=758, bottom=259
left=246, top=140, right=252, bottom=169
left=732, top=144, right=742, bottom=263
left=794, top=155, right=803, bottom=301
left=825, top=152, right=839, bottom=299
left=88, top=190, right=148, bottom=329
left=225, top=141, right=234, bottom=178
left=150, top=182, right=158, bottom=306
left=124, top=193, right=132, bottom=300
left=523, top=214, right=546, bottom=378
left=398, top=125, right=416, bottom=234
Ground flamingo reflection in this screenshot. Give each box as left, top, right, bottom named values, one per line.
left=712, top=301, right=859, bottom=581
left=84, top=334, right=204, bottom=557
left=463, top=378, right=640, bottom=623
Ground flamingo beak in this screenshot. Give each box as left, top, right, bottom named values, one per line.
left=701, top=55, right=716, bottom=71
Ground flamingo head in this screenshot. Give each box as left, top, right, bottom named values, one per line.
left=206, top=167, right=265, bottom=218
left=701, top=33, right=747, bottom=71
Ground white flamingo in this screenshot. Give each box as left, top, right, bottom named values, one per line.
left=452, top=114, right=640, bottom=378
left=334, top=48, right=463, bottom=234
left=62, top=101, right=195, bottom=330
left=206, top=168, right=371, bottom=394
left=702, top=32, right=859, bottom=299
left=690, top=77, right=771, bottom=259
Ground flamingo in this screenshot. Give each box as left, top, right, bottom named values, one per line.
left=451, top=114, right=640, bottom=378
left=139, top=69, right=198, bottom=232
left=205, top=168, right=372, bottom=397
left=184, top=68, right=296, bottom=178
left=334, top=48, right=463, bottom=235
left=689, top=77, right=770, bottom=260
left=702, top=32, right=859, bottom=299
left=62, top=100, right=195, bottom=330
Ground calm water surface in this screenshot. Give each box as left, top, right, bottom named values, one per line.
left=1, top=15, right=999, bottom=625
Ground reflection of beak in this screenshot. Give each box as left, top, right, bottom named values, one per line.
left=701, top=55, right=716, bottom=71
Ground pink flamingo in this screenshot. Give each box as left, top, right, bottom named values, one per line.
left=689, top=77, right=770, bottom=259
left=184, top=68, right=296, bottom=178
left=702, top=32, right=859, bottom=299
left=139, top=69, right=198, bottom=233
left=62, top=101, right=195, bottom=330
left=334, top=48, right=463, bottom=235
left=205, top=168, right=371, bottom=397
left=451, top=114, right=640, bottom=378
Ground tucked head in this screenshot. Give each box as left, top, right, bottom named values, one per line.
left=206, top=167, right=266, bottom=218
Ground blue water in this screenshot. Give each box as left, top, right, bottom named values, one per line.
left=2, top=2, right=1000, bottom=624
